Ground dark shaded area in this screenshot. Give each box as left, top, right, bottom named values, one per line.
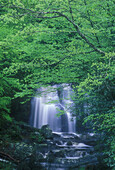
left=11, top=98, right=31, bottom=123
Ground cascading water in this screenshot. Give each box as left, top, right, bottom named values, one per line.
left=30, top=84, right=76, bottom=132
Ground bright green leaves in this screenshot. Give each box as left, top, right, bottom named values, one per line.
left=73, top=51, right=115, bottom=167
left=56, top=108, right=65, bottom=117
left=0, top=97, right=11, bottom=113
left=0, top=0, right=114, bottom=167
left=0, top=0, right=114, bottom=102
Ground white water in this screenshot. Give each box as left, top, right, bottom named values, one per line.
left=30, top=84, right=76, bottom=132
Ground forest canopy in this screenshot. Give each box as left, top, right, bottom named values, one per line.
left=0, top=0, right=115, bottom=167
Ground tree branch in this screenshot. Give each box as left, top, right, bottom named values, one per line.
left=0, top=151, right=19, bottom=164
left=36, top=15, right=61, bottom=19
left=9, top=5, right=105, bottom=55
left=83, top=0, right=101, bottom=47
left=68, top=0, right=74, bottom=21
left=57, top=12, right=105, bottom=55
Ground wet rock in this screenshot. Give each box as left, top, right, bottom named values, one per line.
left=55, top=140, right=62, bottom=145
left=75, top=135, right=80, bottom=140
left=52, top=132, right=62, bottom=141
left=66, top=150, right=83, bottom=157
left=82, top=151, right=87, bottom=157
left=67, top=141, right=72, bottom=146
left=47, top=150, right=65, bottom=162
left=40, top=125, right=53, bottom=139
left=47, top=151, right=55, bottom=162
left=53, top=150, right=65, bottom=158
left=46, top=139, right=54, bottom=145
left=80, top=133, right=99, bottom=146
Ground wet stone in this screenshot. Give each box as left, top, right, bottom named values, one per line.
left=66, top=141, right=73, bottom=146
left=40, top=125, right=53, bottom=139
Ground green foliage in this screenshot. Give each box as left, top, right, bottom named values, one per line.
left=73, top=53, right=115, bottom=167
left=0, top=162, right=15, bottom=170
left=56, top=108, right=65, bottom=117
left=0, top=0, right=114, bottom=167
left=30, top=132, right=44, bottom=143
left=2, top=113, right=12, bottom=122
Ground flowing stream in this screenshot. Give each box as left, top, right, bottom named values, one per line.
left=30, top=84, right=76, bottom=132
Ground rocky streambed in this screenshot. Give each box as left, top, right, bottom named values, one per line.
left=0, top=124, right=102, bottom=170
left=35, top=130, right=99, bottom=170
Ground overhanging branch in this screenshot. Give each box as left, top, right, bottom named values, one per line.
left=9, top=5, right=105, bottom=55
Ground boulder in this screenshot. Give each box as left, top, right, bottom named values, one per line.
left=40, top=125, right=53, bottom=139
left=55, top=140, right=62, bottom=145
left=53, top=150, right=65, bottom=158
left=67, top=141, right=73, bottom=146
left=47, top=150, right=65, bottom=162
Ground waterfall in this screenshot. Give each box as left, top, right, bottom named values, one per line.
left=30, top=84, right=76, bottom=132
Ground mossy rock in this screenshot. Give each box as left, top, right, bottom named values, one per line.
left=40, top=125, right=53, bottom=139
